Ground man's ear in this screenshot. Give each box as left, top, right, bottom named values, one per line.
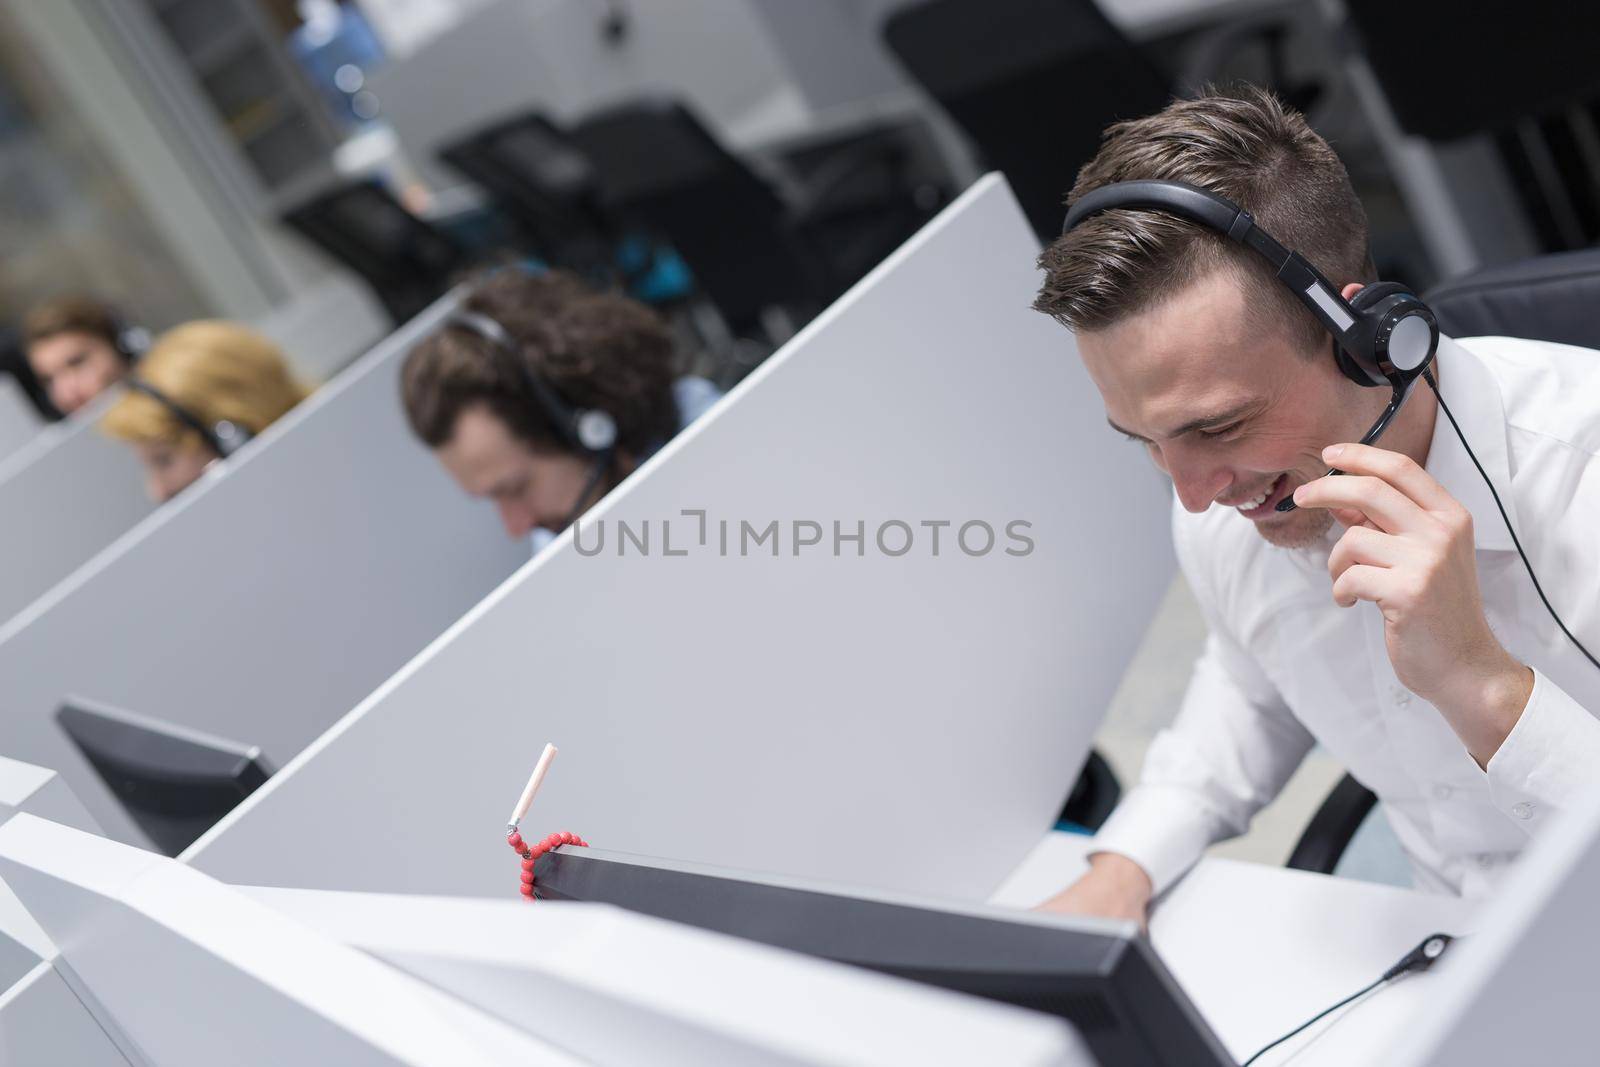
left=1340, top=282, right=1364, bottom=302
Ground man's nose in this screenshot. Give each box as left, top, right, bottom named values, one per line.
left=1163, top=449, right=1231, bottom=514
left=497, top=501, right=534, bottom=540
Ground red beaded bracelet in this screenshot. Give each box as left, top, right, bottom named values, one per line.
left=507, top=828, right=588, bottom=899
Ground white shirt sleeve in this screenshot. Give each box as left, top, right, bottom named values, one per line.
left=1090, top=509, right=1317, bottom=895
left=1484, top=667, right=1600, bottom=830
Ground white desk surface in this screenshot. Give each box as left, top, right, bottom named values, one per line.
left=991, top=833, right=1479, bottom=1066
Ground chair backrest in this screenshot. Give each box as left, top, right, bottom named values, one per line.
left=1425, top=249, right=1600, bottom=350
left=883, top=0, right=1171, bottom=242
left=568, top=97, right=822, bottom=328
left=1286, top=773, right=1377, bottom=876
left=281, top=179, right=468, bottom=324
left=438, top=112, right=612, bottom=260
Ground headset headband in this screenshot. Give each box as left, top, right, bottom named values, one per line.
left=1062, top=180, right=1361, bottom=346
left=447, top=309, right=617, bottom=455
left=1061, top=179, right=1438, bottom=390
left=124, top=378, right=251, bottom=458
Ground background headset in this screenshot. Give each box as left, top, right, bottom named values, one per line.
left=110, top=315, right=152, bottom=365
left=445, top=309, right=620, bottom=528
left=123, top=378, right=253, bottom=459
left=1061, top=178, right=1600, bottom=673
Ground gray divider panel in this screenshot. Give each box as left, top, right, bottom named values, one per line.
left=190, top=176, right=1176, bottom=903
left=0, top=293, right=529, bottom=845
left=0, top=376, right=45, bottom=464
left=0, top=393, right=155, bottom=629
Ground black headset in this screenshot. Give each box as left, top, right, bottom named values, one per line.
left=111, top=318, right=152, bottom=365
left=445, top=309, right=619, bottom=530
left=123, top=378, right=254, bottom=459
left=1062, top=179, right=1439, bottom=511
left=1062, top=181, right=1439, bottom=389
left=446, top=310, right=619, bottom=456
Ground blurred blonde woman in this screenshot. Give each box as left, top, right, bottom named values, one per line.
left=101, top=321, right=311, bottom=501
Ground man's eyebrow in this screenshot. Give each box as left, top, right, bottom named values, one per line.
left=1107, top=403, right=1258, bottom=442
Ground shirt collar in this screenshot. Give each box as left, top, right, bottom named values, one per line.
left=1423, top=335, right=1519, bottom=552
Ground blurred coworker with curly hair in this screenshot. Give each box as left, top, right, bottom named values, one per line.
left=102, top=321, right=310, bottom=502
left=401, top=269, right=720, bottom=551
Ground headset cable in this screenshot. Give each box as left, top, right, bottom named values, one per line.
left=1240, top=932, right=1456, bottom=1066
left=1423, top=369, right=1600, bottom=673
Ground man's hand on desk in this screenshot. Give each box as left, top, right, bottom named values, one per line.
left=1033, top=851, right=1152, bottom=928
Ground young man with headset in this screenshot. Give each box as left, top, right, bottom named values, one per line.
left=1034, top=86, right=1600, bottom=924
left=401, top=269, right=721, bottom=552
left=21, top=295, right=147, bottom=416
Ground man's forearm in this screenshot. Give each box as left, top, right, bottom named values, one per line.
left=1429, top=651, right=1534, bottom=768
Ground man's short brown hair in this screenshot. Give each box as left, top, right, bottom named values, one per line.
left=23, top=295, right=127, bottom=353
left=1033, top=85, right=1376, bottom=353
left=401, top=269, right=679, bottom=456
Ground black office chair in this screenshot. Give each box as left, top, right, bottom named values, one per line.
left=1426, top=248, right=1600, bottom=349
left=281, top=178, right=472, bottom=325
left=567, top=97, right=835, bottom=339
left=1058, top=749, right=1121, bottom=832
left=437, top=112, right=619, bottom=277
left=1286, top=773, right=1377, bottom=875
left=1285, top=249, right=1600, bottom=874
left=883, top=0, right=1173, bottom=243
left=1345, top=2, right=1600, bottom=251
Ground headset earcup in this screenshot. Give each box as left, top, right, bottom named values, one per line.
left=1349, top=281, right=1411, bottom=310
left=1332, top=282, right=1411, bottom=387
left=1330, top=335, right=1374, bottom=387
left=574, top=409, right=618, bottom=454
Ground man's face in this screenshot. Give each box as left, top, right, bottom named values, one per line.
left=436, top=404, right=598, bottom=540
left=1077, top=270, right=1379, bottom=549
left=28, top=331, right=126, bottom=415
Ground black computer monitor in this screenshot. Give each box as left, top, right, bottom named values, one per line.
left=56, top=696, right=273, bottom=857
left=537, top=847, right=1234, bottom=1067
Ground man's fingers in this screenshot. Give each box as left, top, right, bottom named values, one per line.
left=1330, top=506, right=1370, bottom=529
left=1330, top=562, right=1390, bottom=608
left=1322, top=442, right=1457, bottom=512
left=1327, top=525, right=1409, bottom=584
left=1293, top=474, right=1428, bottom=533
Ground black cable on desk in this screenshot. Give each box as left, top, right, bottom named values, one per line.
left=1240, top=932, right=1456, bottom=1066
left=1239, top=976, right=1385, bottom=1066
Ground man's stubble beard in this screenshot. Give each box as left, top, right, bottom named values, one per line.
left=1254, top=503, right=1335, bottom=550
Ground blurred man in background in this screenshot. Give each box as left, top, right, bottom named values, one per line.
left=22, top=295, right=143, bottom=416
left=401, top=269, right=721, bottom=553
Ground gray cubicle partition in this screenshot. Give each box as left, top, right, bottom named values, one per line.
left=190, top=176, right=1176, bottom=903
left=0, top=393, right=155, bottom=628
left=0, top=294, right=529, bottom=846
left=0, top=377, right=45, bottom=465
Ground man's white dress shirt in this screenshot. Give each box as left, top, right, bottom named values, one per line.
left=1094, top=335, right=1600, bottom=897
